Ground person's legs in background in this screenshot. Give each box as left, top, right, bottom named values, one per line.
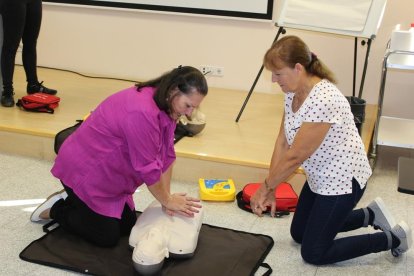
left=0, top=0, right=57, bottom=108
left=22, top=0, right=41, bottom=90
left=0, top=0, right=26, bottom=107
left=24, top=0, right=57, bottom=95
left=0, top=14, right=3, bottom=94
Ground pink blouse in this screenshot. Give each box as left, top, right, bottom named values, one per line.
left=51, top=86, right=176, bottom=218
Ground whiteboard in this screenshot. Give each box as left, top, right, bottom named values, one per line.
left=275, top=0, right=387, bottom=38
left=43, top=0, right=274, bottom=20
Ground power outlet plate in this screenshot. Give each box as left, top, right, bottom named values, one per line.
left=199, top=65, right=224, bottom=77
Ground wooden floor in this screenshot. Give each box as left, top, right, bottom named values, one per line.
left=0, top=66, right=377, bottom=190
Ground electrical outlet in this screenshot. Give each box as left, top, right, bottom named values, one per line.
left=199, top=65, right=224, bottom=77
left=200, top=66, right=211, bottom=75
left=211, top=66, right=224, bottom=77
left=17, top=44, right=23, bottom=52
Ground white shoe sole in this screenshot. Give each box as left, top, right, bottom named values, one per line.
left=30, top=190, right=66, bottom=222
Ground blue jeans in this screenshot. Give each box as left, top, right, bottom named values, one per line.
left=290, top=178, right=389, bottom=265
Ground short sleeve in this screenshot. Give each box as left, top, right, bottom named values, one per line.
left=304, top=82, right=347, bottom=126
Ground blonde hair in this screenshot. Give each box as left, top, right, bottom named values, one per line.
left=263, top=35, right=336, bottom=83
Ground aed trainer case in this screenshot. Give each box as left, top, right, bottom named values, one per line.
left=199, top=179, right=236, bottom=201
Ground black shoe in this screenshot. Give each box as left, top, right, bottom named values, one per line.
left=27, top=81, right=58, bottom=95
left=1, top=91, right=15, bottom=107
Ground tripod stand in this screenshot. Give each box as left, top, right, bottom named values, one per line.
left=235, top=26, right=286, bottom=122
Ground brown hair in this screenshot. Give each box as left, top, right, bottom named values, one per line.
left=263, top=35, right=336, bottom=83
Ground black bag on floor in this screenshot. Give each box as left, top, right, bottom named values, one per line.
left=54, top=120, right=83, bottom=154
left=346, top=96, right=366, bottom=134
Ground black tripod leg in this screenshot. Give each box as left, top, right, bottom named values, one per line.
left=358, top=38, right=372, bottom=99
left=235, top=27, right=286, bottom=122
left=353, top=37, right=358, bottom=97
left=235, top=65, right=265, bottom=122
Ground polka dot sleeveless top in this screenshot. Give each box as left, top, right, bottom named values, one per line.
left=284, top=79, right=372, bottom=195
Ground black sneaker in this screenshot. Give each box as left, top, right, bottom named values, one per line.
left=1, top=90, right=15, bottom=107
left=27, top=81, right=58, bottom=95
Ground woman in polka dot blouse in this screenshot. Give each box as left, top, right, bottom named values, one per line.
left=250, top=35, right=412, bottom=264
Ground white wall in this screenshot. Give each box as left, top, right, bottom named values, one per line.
left=31, top=1, right=413, bottom=118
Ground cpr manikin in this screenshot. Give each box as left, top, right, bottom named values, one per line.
left=129, top=200, right=204, bottom=275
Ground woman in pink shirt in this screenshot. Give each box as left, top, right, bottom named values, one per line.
left=31, top=66, right=208, bottom=247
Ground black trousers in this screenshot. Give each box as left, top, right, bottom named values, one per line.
left=290, top=179, right=389, bottom=265
left=50, top=183, right=138, bottom=248
left=1, top=0, right=42, bottom=91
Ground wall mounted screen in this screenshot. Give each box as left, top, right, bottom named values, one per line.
left=43, top=0, right=274, bottom=20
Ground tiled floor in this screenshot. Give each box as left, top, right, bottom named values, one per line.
left=0, top=146, right=413, bottom=275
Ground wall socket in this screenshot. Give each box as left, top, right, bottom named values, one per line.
left=199, top=65, right=224, bottom=77
left=17, top=44, right=23, bottom=52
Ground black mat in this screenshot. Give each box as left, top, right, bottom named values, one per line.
left=20, top=214, right=274, bottom=276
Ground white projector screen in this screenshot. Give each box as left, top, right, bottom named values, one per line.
left=275, top=0, right=387, bottom=38
left=43, top=0, right=274, bottom=20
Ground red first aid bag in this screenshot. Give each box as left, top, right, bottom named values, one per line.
left=16, top=92, right=60, bottom=114
left=236, top=182, right=298, bottom=214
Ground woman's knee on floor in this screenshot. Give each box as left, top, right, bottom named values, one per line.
left=88, top=227, right=121, bottom=248
left=290, top=224, right=303, bottom=244
left=75, top=220, right=122, bottom=248
left=300, top=244, right=328, bottom=265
